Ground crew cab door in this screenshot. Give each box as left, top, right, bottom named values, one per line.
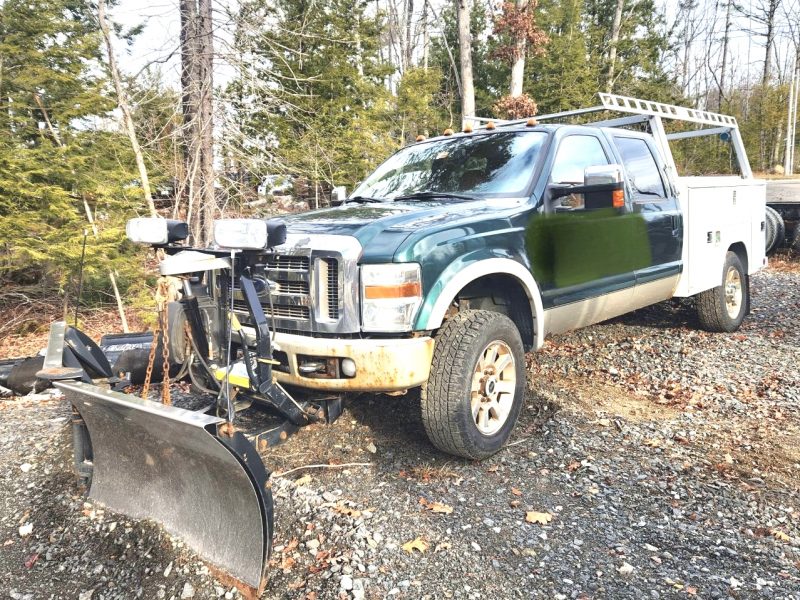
left=610, top=134, right=683, bottom=305
left=529, top=132, right=649, bottom=335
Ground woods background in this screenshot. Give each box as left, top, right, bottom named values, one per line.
left=0, top=0, right=799, bottom=338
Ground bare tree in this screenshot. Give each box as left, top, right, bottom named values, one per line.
left=97, top=0, right=157, bottom=218
left=738, top=0, right=782, bottom=85
left=457, top=0, right=475, bottom=126
left=509, top=0, right=529, bottom=97
left=180, top=0, right=216, bottom=246
left=606, top=0, right=624, bottom=93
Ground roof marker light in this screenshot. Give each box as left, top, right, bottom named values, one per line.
left=486, top=121, right=496, bottom=130
left=443, top=128, right=454, bottom=136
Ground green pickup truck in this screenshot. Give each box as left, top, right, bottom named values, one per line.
left=48, top=95, right=765, bottom=592
left=216, top=98, right=764, bottom=461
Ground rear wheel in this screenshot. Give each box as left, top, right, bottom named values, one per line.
left=421, top=310, right=526, bottom=460
left=696, top=251, right=748, bottom=332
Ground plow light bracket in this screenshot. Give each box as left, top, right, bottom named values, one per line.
left=126, top=218, right=189, bottom=246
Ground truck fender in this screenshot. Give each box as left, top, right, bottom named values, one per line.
left=416, top=258, right=546, bottom=350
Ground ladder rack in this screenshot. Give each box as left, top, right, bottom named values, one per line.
left=470, top=93, right=752, bottom=178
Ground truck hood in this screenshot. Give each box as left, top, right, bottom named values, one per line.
left=280, top=198, right=516, bottom=261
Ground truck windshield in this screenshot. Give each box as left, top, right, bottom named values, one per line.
left=351, top=131, right=548, bottom=201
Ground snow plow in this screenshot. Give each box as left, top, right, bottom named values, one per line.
left=28, top=218, right=346, bottom=596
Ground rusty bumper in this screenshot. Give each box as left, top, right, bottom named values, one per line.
left=241, top=329, right=434, bottom=392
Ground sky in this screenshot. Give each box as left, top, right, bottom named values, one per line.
left=111, top=0, right=799, bottom=93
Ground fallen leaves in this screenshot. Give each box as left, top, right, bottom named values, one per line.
left=401, top=537, right=429, bottom=554
left=418, top=497, right=453, bottom=514
left=294, top=474, right=312, bottom=487
left=510, top=487, right=523, bottom=496
left=525, top=511, right=553, bottom=525
left=770, top=528, right=791, bottom=542
left=332, top=501, right=361, bottom=519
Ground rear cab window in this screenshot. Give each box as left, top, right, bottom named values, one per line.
left=613, top=136, right=668, bottom=201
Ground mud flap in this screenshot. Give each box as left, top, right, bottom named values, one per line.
left=55, top=381, right=273, bottom=594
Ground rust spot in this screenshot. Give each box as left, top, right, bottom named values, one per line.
left=219, top=422, right=235, bottom=437
left=203, top=561, right=261, bottom=600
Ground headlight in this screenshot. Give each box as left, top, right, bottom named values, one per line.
left=126, top=218, right=188, bottom=245
left=214, top=219, right=268, bottom=249
left=361, top=263, right=422, bottom=332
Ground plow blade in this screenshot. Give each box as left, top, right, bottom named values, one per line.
left=55, top=381, right=273, bottom=595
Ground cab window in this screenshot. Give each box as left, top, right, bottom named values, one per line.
left=614, top=136, right=667, bottom=200
left=549, top=135, right=610, bottom=211
left=550, top=135, right=610, bottom=184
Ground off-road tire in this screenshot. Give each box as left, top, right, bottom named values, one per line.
left=764, top=208, right=776, bottom=252
left=792, top=222, right=800, bottom=254
left=766, top=206, right=785, bottom=254
left=696, top=251, right=748, bottom=332
left=421, top=310, right=526, bottom=460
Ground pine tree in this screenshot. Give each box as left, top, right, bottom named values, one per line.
left=229, top=0, right=395, bottom=200
left=0, top=0, right=141, bottom=305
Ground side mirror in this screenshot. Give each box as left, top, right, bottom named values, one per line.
left=584, top=164, right=623, bottom=186
left=331, top=186, right=347, bottom=205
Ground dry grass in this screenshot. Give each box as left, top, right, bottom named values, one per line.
left=768, top=251, right=800, bottom=274
left=0, top=302, right=148, bottom=359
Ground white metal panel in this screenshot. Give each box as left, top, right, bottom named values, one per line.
left=673, top=178, right=766, bottom=297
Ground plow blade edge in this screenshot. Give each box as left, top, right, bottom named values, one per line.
left=55, top=381, right=273, bottom=594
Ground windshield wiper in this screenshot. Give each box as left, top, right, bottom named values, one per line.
left=346, top=195, right=386, bottom=203
left=392, top=191, right=477, bottom=201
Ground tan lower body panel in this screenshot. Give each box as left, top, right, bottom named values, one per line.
left=544, top=275, right=679, bottom=336
left=240, top=328, right=434, bottom=392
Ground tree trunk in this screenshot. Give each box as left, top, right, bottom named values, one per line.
left=761, top=0, right=778, bottom=85
left=97, top=0, right=157, bottom=218
left=457, top=0, right=475, bottom=126
left=180, top=0, right=215, bottom=246
left=404, top=0, right=415, bottom=71
left=423, top=0, right=429, bottom=70
left=605, top=0, right=624, bottom=93
left=197, top=0, right=215, bottom=245
left=509, top=0, right=528, bottom=97
left=718, top=0, right=732, bottom=110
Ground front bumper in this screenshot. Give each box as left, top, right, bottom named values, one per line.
left=241, top=328, right=434, bottom=392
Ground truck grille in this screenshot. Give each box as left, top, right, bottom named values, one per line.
left=223, top=248, right=347, bottom=333
left=266, top=255, right=309, bottom=271
left=233, top=299, right=310, bottom=320
left=273, top=279, right=309, bottom=295
left=319, top=257, right=340, bottom=320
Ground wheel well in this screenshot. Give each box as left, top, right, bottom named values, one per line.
left=728, top=242, right=748, bottom=273
left=446, top=274, right=535, bottom=351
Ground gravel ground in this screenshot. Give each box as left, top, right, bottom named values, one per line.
left=2, top=260, right=799, bottom=600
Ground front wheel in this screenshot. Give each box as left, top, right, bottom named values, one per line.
left=696, top=251, right=749, bottom=332
left=421, top=310, right=526, bottom=460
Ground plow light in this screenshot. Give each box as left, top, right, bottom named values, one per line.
left=126, top=218, right=189, bottom=245
left=214, top=219, right=268, bottom=250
